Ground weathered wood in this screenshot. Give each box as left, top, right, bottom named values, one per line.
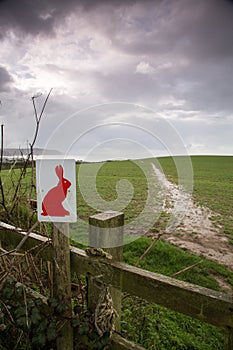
left=228, top=328, right=233, bottom=350
left=70, top=246, right=233, bottom=329
left=88, top=211, right=124, bottom=332
left=52, top=223, right=73, bottom=350
left=1, top=223, right=233, bottom=330
left=0, top=222, right=53, bottom=261
left=111, top=334, right=146, bottom=350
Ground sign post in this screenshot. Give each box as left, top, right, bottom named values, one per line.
left=36, top=158, right=77, bottom=223
left=36, top=158, right=77, bottom=350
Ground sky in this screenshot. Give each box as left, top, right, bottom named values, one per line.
left=0, top=0, right=233, bottom=161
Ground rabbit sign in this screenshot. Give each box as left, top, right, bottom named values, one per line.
left=36, top=158, right=77, bottom=222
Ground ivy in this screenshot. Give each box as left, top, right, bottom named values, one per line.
left=0, top=278, right=57, bottom=349
left=0, top=277, right=112, bottom=349
left=72, top=307, right=111, bottom=350
left=2, top=286, right=14, bottom=299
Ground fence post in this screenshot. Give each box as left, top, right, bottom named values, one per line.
left=228, top=328, right=233, bottom=350
left=88, top=211, right=124, bottom=332
left=52, top=223, right=73, bottom=350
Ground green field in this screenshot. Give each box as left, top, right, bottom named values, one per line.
left=1, top=156, right=233, bottom=349
left=1, top=155, right=232, bottom=238
left=158, top=155, right=233, bottom=238
left=76, top=159, right=148, bottom=223
left=75, top=156, right=233, bottom=349
left=76, top=155, right=233, bottom=238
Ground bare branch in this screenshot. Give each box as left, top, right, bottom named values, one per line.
left=0, top=124, right=3, bottom=171
left=134, top=232, right=164, bottom=267
left=0, top=124, right=4, bottom=194
left=31, top=88, right=53, bottom=149
left=170, top=260, right=203, bottom=277
left=0, top=124, right=11, bottom=220
left=9, top=89, right=53, bottom=217
left=38, top=88, right=52, bottom=124
left=0, top=221, right=39, bottom=286
left=31, top=95, right=39, bottom=123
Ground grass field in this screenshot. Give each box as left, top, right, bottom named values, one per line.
left=75, top=156, right=233, bottom=349
left=158, top=155, right=233, bottom=238
left=2, top=156, right=232, bottom=238
left=1, top=155, right=233, bottom=349
left=76, top=159, right=148, bottom=222
left=76, top=155, right=233, bottom=238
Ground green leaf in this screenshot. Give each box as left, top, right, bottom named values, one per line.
left=27, top=299, right=35, bottom=309
left=79, top=323, right=89, bottom=335
left=37, top=318, right=48, bottom=332
left=47, top=324, right=57, bottom=342
left=2, top=287, right=14, bottom=299
left=16, top=316, right=27, bottom=328
left=35, top=298, right=43, bottom=307
left=48, top=297, right=58, bottom=308
left=32, top=333, right=46, bottom=347
left=72, top=317, right=80, bottom=328
left=31, top=307, right=41, bottom=324
left=15, top=285, right=23, bottom=297
left=56, top=303, right=68, bottom=314
left=15, top=306, right=26, bottom=318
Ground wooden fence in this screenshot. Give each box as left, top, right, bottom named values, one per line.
left=0, top=212, right=233, bottom=350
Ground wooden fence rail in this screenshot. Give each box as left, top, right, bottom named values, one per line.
left=0, top=219, right=233, bottom=349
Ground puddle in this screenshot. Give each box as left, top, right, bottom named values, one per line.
left=151, top=163, right=233, bottom=270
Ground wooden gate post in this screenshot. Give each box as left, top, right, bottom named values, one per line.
left=52, top=223, right=73, bottom=350
left=228, top=328, right=233, bottom=350
left=88, top=211, right=124, bottom=332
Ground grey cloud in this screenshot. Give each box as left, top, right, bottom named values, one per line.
left=174, top=117, right=233, bottom=153
left=93, top=0, right=233, bottom=62
left=0, top=0, right=90, bottom=38
left=170, top=60, right=233, bottom=114
left=0, top=0, right=55, bottom=37
left=3, top=0, right=233, bottom=64
left=0, top=66, right=13, bottom=91
left=89, top=52, right=233, bottom=117
left=183, top=0, right=233, bottom=60
left=0, top=0, right=148, bottom=38
left=1, top=0, right=233, bottom=156
left=90, top=67, right=166, bottom=104
left=1, top=0, right=233, bottom=61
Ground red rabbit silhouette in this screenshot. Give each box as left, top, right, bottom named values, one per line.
left=41, top=165, right=71, bottom=217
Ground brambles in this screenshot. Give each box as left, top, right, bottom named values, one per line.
left=0, top=276, right=112, bottom=350
left=0, top=277, right=57, bottom=349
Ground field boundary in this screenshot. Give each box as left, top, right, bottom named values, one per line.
left=1, top=220, right=233, bottom=349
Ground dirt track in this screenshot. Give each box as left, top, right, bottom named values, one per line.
left=151, top=163, right=233, bottom=272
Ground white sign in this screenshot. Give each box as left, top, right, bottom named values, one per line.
left=36, top=158, right=77, bottom=222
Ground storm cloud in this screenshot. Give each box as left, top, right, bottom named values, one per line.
left=0, top=0, right=147, bottom=37
left=0, top=0, right=233, bottom=157
left=0, top=66, right=13, bottom=91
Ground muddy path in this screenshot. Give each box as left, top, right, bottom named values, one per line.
left=151, top=163, right=233, bottom=272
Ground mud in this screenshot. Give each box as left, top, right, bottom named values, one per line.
left=151, top=163, right=233, bottom=271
